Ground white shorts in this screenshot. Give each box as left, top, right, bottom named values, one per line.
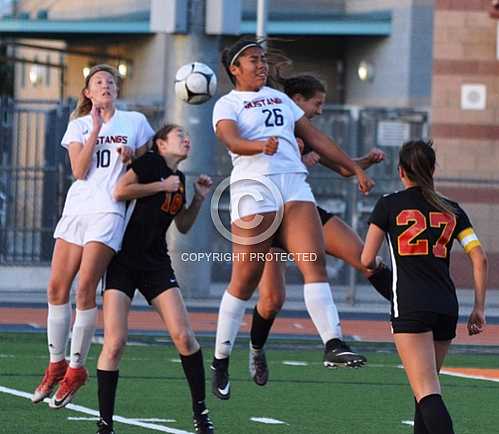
left=53, top=212, right=125, bottom=252
left=230, top=173, right=315, bottom=223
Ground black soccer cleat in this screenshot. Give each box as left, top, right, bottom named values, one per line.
left=211, top=358, right=231, bottom=400
left=323, top=338, right=367, bottom=368
left=96, top=418, right=115, bottom=434
left=193, top=409, right=215, bottom=434
left=249, top=345, right=269, bottom=386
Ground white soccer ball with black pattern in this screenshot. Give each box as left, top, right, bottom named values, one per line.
left=174, top=62, right=217, bottom=105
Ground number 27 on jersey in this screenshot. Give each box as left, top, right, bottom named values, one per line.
left=397, top=210, right=456, bottom=258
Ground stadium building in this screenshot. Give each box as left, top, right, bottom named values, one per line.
left=0, top=0, right=497, bottom=292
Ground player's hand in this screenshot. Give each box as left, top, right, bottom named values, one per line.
left=262, top=136, right=278, bottom=155
left=366, top=148, right=385, bottom=165
left=302, top=151, right=320, bottom=168
left=117, top=145, right=134, bottom=164
left=356, top=170, right=375, bottom=195
left=467, top=307, right=486, bottom=335
left=161, top=175, right=180, bottom=192
left=90, top=103, right=104, bottom=132
left=194, top=174, right=213, bottom=199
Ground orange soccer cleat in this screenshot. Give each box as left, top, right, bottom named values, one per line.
left=32, top=359, right=69, bottom=404
left=49, top=366, right=88, bottom=409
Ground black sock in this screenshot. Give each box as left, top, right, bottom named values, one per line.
left=418, top=394, right=454, bottom=434
left=97, top=369, right=119, bottom=428
left=368, top=263, right=392, bottom=301
left=180, top=349, right=206, bottom=416
left=212, top=356, right=229, bottom=370
left=250, top=306, right=276, bottom=350
left=414, top=397, right=429, bottom=434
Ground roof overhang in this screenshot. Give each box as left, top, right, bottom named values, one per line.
left=241, top=11, right=392, bottom=36
left=0, top=10, right=391, bottom=38
left=0, top=18, right=152, bottom=38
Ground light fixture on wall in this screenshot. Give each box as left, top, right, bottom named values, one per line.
left=358, top=61, right=375, bottom=82
left=118, top=61, right=128, bottom=78
left=82, top=66, right=91, bottom=78
left=29, top=64, right=43, bottom=86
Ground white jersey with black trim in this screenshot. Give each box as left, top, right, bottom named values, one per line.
left=60, top=110, right=154, bottom=216
left=212, top=86, right=307, bottom=182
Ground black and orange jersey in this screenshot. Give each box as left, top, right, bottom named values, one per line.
left=368, top=186, right=480, bottom=318
left=117, top=152, right=186, bottom=270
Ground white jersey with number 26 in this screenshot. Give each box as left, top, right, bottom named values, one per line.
left=212, top=86, right=307, bottom=182
left=60, top=110, right=154, bottom=217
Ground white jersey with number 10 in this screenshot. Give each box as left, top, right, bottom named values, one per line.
left=60, top=110, right=154, bottom=217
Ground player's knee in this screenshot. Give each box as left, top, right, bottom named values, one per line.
left=47, top=280, right=70, bottom=304
left=229, top=276, right=259, bottom=299
left=259, top=294, right=284, bottom=318
left=74, top=285, right=97, bottom=309
left=171, top=329, right=196, bottom=354
left=103, top=336, right=127, bottom=363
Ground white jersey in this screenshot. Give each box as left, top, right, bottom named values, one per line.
left=212, top=86, right=307, bottom=182
left=60, top=110, right=154, bottom=216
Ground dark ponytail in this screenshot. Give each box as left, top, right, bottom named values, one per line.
left=399, top=140, right=456, bottom=215
left=274, top=67, right=326, bottom=99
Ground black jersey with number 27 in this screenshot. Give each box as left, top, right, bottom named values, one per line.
left=368, top=187, right=478, bottom=318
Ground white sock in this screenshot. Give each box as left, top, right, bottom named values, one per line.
left=69, top=307, right=98, bottom=368
left=304, top=282, right=342, bottom=343
left=47, top=303, right=72, bottom=363
left=214, top=291, right=248, bottom=360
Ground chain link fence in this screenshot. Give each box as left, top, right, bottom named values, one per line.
left=1, top=99, right=496, bottom=303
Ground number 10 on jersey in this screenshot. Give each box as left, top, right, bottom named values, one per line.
left=96, top=149, right=111, bottom=168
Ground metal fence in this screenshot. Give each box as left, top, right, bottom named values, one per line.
left=0, top=98, right=72, bottom=263
left=0, top=98, right=165, bottom=265
left=0, top=99, right=439, bottom=301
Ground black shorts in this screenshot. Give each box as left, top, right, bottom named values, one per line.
left=270, top=205, right=336, bottom=249
left=104, top=257, right=178, bottom=305
left=317, top=206, right=336, bottom=226
left=391, top=311, right=458, bottom=341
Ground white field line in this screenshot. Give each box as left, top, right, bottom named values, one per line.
left=440, top=369, right=499, bottom=383
left=0, top=385, right=194, bottom=434
left=250, top=417, right=288, bottom=425
left=401, top=420, right=414, bottom=426
left=282, top=361, right=309, bottom=366
left=68, top=417, right=177, bottom=423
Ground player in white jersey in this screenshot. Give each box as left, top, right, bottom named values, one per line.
left=210, top=39, right=374, bottom=400
left=247, top=74, right=391, bottom=386
left=32, top=64, right=154, bottom=409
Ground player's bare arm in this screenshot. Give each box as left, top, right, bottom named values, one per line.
left=360, top=223, right=385, bottom=271
left=175, top=175, right=213, bottom=233
left=467, top=245, right=488, bottom=335
left=295, top=116, right=374, bottom=193
left=216, top=119, right=277, bottom=155
left=317, top=148, right=385, bottom=177
left=113, top=169, right=179, bottom=201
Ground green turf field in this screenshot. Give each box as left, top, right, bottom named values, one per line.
left=1, top=333, right=498, bottom=434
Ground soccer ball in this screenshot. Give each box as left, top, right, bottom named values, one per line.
left=174, top=62, right=217, bottom=105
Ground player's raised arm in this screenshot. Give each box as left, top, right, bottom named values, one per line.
left=295, top=116, right=374, bottom=194
left=175, top=175, right=213, bottom=233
